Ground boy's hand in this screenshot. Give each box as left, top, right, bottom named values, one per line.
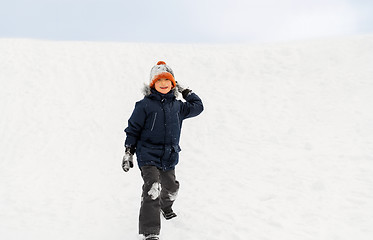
left=122, top=146, right=135, bottom=172
left=122, top=153, right=133, bottom=172
left=176, top=81, right=185, bottom=92
left=176, top=81, right=192, bottom=99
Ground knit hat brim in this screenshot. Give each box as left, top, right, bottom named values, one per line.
left=149, top=72, right=176, bottom=89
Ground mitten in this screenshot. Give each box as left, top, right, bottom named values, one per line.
left=122, top=146, right=135, bottom=172
left=176, top=81, right=192, bottom=99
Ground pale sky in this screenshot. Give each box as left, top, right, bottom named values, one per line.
left=0, top=0, right=372, bottom=43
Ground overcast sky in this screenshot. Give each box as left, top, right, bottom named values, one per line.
left=0, top=0, right=372, bottom=43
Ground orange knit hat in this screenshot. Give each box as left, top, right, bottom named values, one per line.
left=149, top=61, right=176, bottom=89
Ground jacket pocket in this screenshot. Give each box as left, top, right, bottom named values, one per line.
left=172, top=145, right=181, bottom=153
left=165, top=145, right=181, bottom=168
left=150, top=112, right=157, bottom=131
left=137, top=142, right=164, bottom=166
left=176, top=112, right=181, bottom=129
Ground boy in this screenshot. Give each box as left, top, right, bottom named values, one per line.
left=122, top=61, right=203, bottom=240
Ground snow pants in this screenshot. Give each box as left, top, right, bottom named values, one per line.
left=139, top=165, right=180, bottom=235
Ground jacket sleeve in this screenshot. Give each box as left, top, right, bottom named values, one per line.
left=124, top=100, right=146, bottom=148
left=180, top=92, right=204, bottom=120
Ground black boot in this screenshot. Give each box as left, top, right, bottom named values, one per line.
left=144, top=234, right=159, bottom=240
left=161, top=208, right=177, bottom=220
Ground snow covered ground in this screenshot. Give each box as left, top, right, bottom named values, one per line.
left=1, top=36, right=373, bottom=240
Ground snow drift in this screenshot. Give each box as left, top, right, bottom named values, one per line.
left=1, top=35, right=373, bottom=240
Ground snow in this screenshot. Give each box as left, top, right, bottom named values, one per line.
left=1, top=36, right=373, bottom=240
left=148, top=182, right=162, bottom=201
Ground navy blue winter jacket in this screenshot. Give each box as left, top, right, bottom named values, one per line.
left=125, top=88, right=203, bottom=170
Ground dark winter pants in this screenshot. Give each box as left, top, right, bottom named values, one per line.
left=139, top=166, right=180, bottom=235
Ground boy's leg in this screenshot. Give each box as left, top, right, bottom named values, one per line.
left=159, top=169, right=180, bottom=213
left=139, top=166, right=161, bottom=235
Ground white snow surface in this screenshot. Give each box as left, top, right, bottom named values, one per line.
left=1, top=36, right=373, bottom=240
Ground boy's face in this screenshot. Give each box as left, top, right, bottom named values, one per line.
left=154, top=78, right=173, bottom=94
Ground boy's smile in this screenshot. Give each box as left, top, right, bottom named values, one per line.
left=154, top=78, right=173, bottom=94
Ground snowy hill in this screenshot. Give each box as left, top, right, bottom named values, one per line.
left=1, top=36, right=373, bottom=240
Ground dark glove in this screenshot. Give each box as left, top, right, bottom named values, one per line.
left=122, top=146, right=135, bottom=172
left=176, top=81, right=192, bottom=99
